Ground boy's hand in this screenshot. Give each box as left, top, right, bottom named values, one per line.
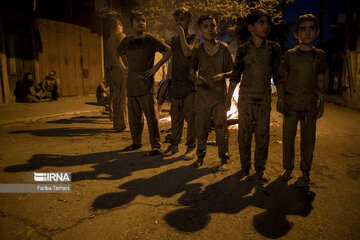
left=122, top=67, right=129, bottom=75
left=212, top=73, right=224, bottom=82
left=175, top=25, right=185, bottom=36
left=145, top=66, right=159, bottom=78
left=276, top=99, right=285, bottom=114
left=195, top=76, right=208, bottom=86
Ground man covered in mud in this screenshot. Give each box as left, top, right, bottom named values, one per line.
left=116, top=11, right=171, bottom=156
left=280, top=14, right=326, bottom=184
left=106, top=17, right=127, bottom=131
left=227, top=9, right=284, bottom=182
left=190, top=15, right=233, bottom=171
left=163, top=7, right=198, bottom=160
left=39, top=70, right=61, bottom=100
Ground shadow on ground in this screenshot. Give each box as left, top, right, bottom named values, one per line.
left=4, top=150, right=181, bottom=182
left=92, top=164, right=214, bottom=210
left=9, top=127, right=119, bottom=137
left=4, top=149, right=315, bottom=239
left=46, top=116, right=110, bottom=125
left=164, top=175, right=315, bottom=238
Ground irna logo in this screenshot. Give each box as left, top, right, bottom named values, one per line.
left=34, top=172, right=71, bottom=182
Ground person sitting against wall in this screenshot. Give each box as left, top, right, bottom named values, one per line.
left=18, top=72, right=41, bottom=103
left=39, top=70, right=61, bottom=100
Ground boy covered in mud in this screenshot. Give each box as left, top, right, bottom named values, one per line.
left=280, top=14, right=326, bottom=184
left=163, top=7, right=198, bottom=160
left=227, top=9, right=284, bottom=182
left=116, top=11, right=171, bottom=155
left=190, top=15, right=233, bottom=171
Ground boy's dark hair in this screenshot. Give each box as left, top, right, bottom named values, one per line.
left=198, top=15, right=215, bottom=27
left=174, top=7, right=191, bottom=19
left=295, top=14, right=319, bottom=33
left=130, top=11, right=145, bottom=22
left=247, top=9, right=271, bottom=25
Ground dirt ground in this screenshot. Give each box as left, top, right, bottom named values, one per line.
left=0, top=100, right=359, bottom=240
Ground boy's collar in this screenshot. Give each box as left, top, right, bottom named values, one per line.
left=250, top=37, right=267, bottom=48
left=131, top=32, right=146, bottom=39
left=296, top=45, right=315, bottom=52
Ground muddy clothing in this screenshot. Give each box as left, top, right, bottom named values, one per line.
left=230, top=39, right=283, bottom=104
left=283, top=46, right=326, bottom=113
left=106, top=31, right=128, bottom=130
left=170, top=34, right=197, bottom=98
left=168, top=34, right=197, bottom=148
left=170, top=92, right=196, bottom=148
left=117, top=33, right=169, bottom=148
left=196, top=101, right=229, bottom=159
left=39, top=77, right=60, bottom=100
left=117, top=33, right=170, bottom=97
left=283, top=110, right=316, bottom=173
left=282, top=46, right=326, bottom=174
left=191, top=42, right=233, bottom=109
left=230, top=39, right=282, bottom=171
left=238, top=101, right=270, bottom=171
left=127, top=95, right=161, bottom=149
left=190, top=42, right=233, bottom=159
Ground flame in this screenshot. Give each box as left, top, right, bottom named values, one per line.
left=160, top=116, right=171, bottom=122
left=227, top=84, right=239, bottom=129
left=160, top=84, right=240, bottom=130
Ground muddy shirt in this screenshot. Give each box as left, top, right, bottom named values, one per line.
left=105, top=31, right=125, bottom=70
left=40, top=77, right=60, bottom=93
left=190, top=41, right=233, bottom=109
left=170, top=34, right=198, bottom=98
left=117, top=33, right=169, bottom=96
left=230, top=40, right=282, bottom=104
left=283, top=46, right=326, bottom=112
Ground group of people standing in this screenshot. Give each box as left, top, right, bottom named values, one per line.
left=107, top=8, right=326, bottom=185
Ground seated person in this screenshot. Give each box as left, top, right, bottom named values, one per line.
left=20, top=72, right=41, bottom=103
left=39, top=70, right=61, bottom=100
left=96, top=80, right=110, bottom=106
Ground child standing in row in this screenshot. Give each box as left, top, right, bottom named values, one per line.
left=280, top=14, right=326, bottom=184
left=227, top=9, right=284, bottom=182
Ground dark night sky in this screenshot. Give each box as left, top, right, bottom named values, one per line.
left=283, top=0, right=348, bottom=48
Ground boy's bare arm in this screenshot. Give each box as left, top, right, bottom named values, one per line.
left=177, top=26, right=197, bottom=57
left=145, top=49, right=172, bottom=77
left=166, top=55, right=173, bottom=79
left=212, top=71, right=233, bottom=82
left=189, top=68, right=208, bottom=86
left=113, top=52, right=128, bottom=74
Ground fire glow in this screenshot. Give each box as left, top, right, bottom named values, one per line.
left=160, top=84, right=240, bottom=129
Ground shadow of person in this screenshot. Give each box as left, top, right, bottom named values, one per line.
left=164, top=174, right=258, bottom=232
left=10, top=127, right=115, bottom=137
left=4, top=150, right=179, bottom=182
left=46, top=116, right=110, bottom=125
left=164, top=175, right=315, bottom=238
left=92, top=164, right=214, bottom=210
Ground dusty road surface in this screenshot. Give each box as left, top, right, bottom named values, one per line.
left=0, top=101, right=359, bottom=240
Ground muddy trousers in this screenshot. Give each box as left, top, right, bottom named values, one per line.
left=110, top=68, right=127, bottom=130
left=170, top=93, right=196, bottom=149
left=127, top=94, right=161, bottom=149
left=238, top=101, right=270, bottom=171
left=196, top=102, right=228, bottom=159
left=283, top=110, right=317, bottom=174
